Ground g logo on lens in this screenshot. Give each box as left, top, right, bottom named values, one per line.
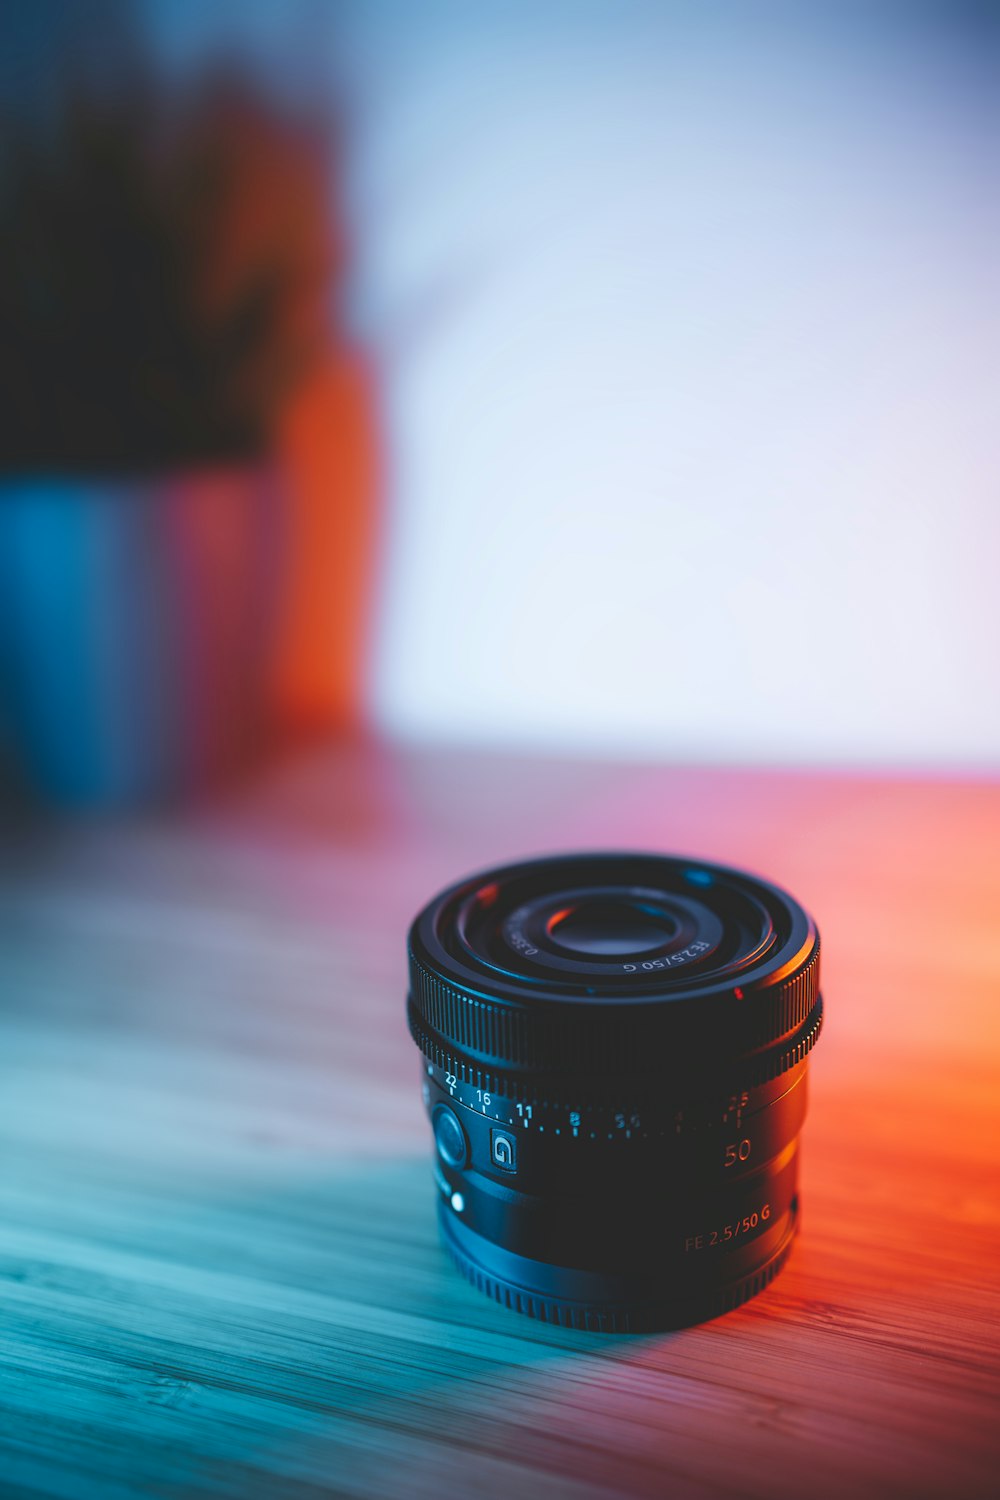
left=407, top=852, right=823, bottom=1333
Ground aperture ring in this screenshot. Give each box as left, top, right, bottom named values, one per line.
left=408, top=994, right=824, bottom=1101
left=408, top=941, right=820, bottom=1075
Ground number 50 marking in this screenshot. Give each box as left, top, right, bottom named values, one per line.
left=724, top=1138, right=752, bottom=1167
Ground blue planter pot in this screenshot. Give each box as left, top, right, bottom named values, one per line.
left=0, top=470, right=282, bottom=806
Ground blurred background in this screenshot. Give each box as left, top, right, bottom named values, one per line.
left=1, top=0, right=997, bottom=805
left=2, top=12, right=999, bottom=1495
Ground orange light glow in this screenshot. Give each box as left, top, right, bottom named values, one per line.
left=271, top=349, right=380, bottom=734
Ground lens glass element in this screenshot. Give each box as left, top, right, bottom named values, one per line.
left=547, top=898, right=677, bottom=956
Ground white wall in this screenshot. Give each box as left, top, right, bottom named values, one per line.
left=138, top=1, right=999, bottom=767
left=340, top=3, right=999, bottom=767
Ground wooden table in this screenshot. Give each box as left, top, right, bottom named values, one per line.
left=1, top=741, right=998, bottom=1499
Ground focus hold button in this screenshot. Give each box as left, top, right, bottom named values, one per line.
left=433, top=1104, right=468, bottom=1169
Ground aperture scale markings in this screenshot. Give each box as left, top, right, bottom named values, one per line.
left=423, top=1063, right=750, bottom=1141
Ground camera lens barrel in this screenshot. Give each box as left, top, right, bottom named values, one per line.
left=407, top=853, right=822, bottom=1332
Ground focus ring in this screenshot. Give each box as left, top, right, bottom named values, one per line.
left=408, top=994, right=824, bottom=1100
left=408, top=941, right=820, bottom=1077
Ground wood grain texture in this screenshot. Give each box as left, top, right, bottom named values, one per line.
left=1, top=740, right=998, bottom=1500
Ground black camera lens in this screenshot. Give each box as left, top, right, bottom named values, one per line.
left=408, top=852, right=822, bottom=1332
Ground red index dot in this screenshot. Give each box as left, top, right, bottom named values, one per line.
left=733, top=987, right=744, bottom=1000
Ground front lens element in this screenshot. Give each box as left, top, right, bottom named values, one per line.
left=546, top=897, right=677, bottom=955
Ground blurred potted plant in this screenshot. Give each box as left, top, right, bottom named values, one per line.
left=0, top=61, right=345, bottom=804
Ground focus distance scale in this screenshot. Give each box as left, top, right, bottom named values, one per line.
left=407, top=852, right=823, bottom=1332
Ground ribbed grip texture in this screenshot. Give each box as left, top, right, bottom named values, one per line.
left=408, top=994, right=823, bottom=1098
left=408, top=940, right=820, bottom=1079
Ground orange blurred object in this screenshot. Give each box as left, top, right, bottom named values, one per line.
left=270, top=348, right=380, bottom=733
